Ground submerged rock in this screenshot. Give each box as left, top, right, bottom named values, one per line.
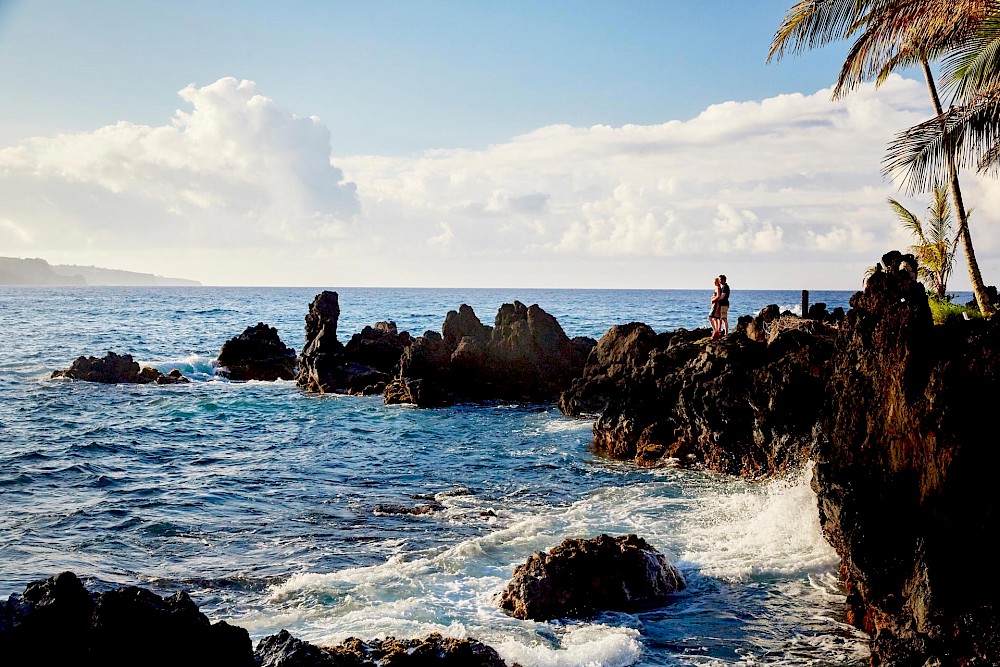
left=255, top=629, right=515, bottom=666
left=0, top=571, right=253, bottom=666
left=51, top=351, right=190, bottom=385
left=384, top=301, right=595, bottom=407
left=813, top=250, right=1000, bottom=666
left=498, top=533, right=684, bottom=621
left=217, top=322, right=296, bottom=381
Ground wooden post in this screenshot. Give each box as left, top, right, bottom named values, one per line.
left=802, top=290, right=809, bottom=318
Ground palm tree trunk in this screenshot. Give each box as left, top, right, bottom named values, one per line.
left=922, top=59, right=994, bottom=315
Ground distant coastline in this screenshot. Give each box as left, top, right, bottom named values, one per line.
left=0, top=257, right=200, bottom=286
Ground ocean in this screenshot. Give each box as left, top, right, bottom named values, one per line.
left=0, top=286, right=885, bottom=666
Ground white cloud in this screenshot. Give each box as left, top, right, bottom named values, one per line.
left=3, top=74, right=998, bottom=288
left=0, top=77, right=358, bottom=252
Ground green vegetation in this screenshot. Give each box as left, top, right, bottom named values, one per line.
left=928, top=294, right=981, bottom=324
left=888, top=185, right=960, bottom=298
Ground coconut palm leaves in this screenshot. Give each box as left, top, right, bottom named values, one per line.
left=769, top=0, right=995, bottom=316
left=888, top=185, right=960, bottom=297
left=885, top=4, right=1000, bottom=192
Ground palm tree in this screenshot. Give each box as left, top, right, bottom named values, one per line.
left=769, top=0, right=995, bottom=315
left=888, top=185, right=960, bottom=298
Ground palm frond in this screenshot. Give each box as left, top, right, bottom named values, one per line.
left=941, top=6, right=1000, bottom=101
left=888, top=197, right=926, bottom=241
left=769, top=0, right=871, bottom=62
left=832, top=0, right=988, bottom=98
left=883, top=90, right=1000, bottom=193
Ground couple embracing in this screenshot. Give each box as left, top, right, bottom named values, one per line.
left=708, top=274, right=729, bottom=339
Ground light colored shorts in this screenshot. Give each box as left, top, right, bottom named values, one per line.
left=718, top=305, right=729, bottom=320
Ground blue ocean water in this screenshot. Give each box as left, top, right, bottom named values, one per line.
left=0, top=286, right=883, bottom=665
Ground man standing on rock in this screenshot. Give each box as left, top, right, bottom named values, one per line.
left=716, top=275, right=730, bottom=337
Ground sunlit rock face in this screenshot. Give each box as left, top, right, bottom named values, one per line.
left=816, top=250, right=1000, bottom=666
left=498, top=533, right=685, bottom=621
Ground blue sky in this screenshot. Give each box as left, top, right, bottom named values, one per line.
left=1, top=1, right=997, bottom=289
left=0, top=1, right=852, bottom=154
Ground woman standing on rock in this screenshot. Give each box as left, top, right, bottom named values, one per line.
left=708, top=277, right=722, bottom=337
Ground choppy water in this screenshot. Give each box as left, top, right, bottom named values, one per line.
left=0, top=286, right=880, bottom=665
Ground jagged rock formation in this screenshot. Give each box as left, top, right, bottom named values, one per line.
left=498, top=534, right=684, bottom=621
left=0, top=571, right=253, bottom=666
left=0, top=572, right=515, bottom=666
left=255, top=629, right=515, bottom=666
left=814, top=250, right=1000, bottom=666
left=51, top=352, right=189, bottom=385
left=216, top=322, right=296, bottom=381
left=296, top=291, right=344, bottom=393
left=560, top=318, right=835, bottom=475
left=296, top=291, right=413, bottom=395
left=384, top=301, right=595, bottom=407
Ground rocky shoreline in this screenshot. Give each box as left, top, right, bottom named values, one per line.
left=42, top=250, right=999, bottom=665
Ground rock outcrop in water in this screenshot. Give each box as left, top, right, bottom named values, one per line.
left=0, top=571, right=253, bottom=666
left=51, top=351, right=190, bottom=385
left=1, top=572, right=518, bottom=667
left=383, top=301, right=595, bottom=407
left=812, top=250, right=1000, bottom=666
left=296, top=291, right=414, bottom=395
left=498, top=533, right=684, bottom=621
left=255, top=629, right=516, bottom=666
left=216, top=322, right=296, bottom=381
left=559, top=316, right=835, bottom=475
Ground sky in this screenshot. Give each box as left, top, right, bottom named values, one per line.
left=1, top=0, right=998, bottom=289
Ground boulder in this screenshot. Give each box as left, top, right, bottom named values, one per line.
left=498, top=534, right=684, bottom=621
left=51, top=352, right=189, bottom=384
left=0, top=572, right=253, bottom=666
left=813, top=250, right=1000, bottom=666
left=560, top=318, right=835, bottom=475
left=385, top=301, right=595, bottom=407
left=255, top=629, right=514, bottom=666
left=217, top=322, right=296, bottom=381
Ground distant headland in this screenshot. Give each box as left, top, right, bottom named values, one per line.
left=0, top=257, right=200, bottom=286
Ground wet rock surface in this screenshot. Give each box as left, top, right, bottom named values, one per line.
left=384, top=301, right=595, bottom=407
left=813, top=251, right=1000, bottom=666
left=51, top=351, right=190, bottom=384
left=216, top=322, right=296, bottom=381
left=498, top=533, right=685, bottom=621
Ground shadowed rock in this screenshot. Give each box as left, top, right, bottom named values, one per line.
left=297, top=292, right=414, bottom=395
left=51, top=352, right=190, bottom=385
left=498, top=534, right=684, bottom=621
left=0, top=572, right=253, bottom=666
left=217, top=322, right=296, bottom=381
left=255, top=629, right=516, bottom=666
left=560, top=318, right=835, bottom=475
left=384, top=301, right=595, bottom=407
